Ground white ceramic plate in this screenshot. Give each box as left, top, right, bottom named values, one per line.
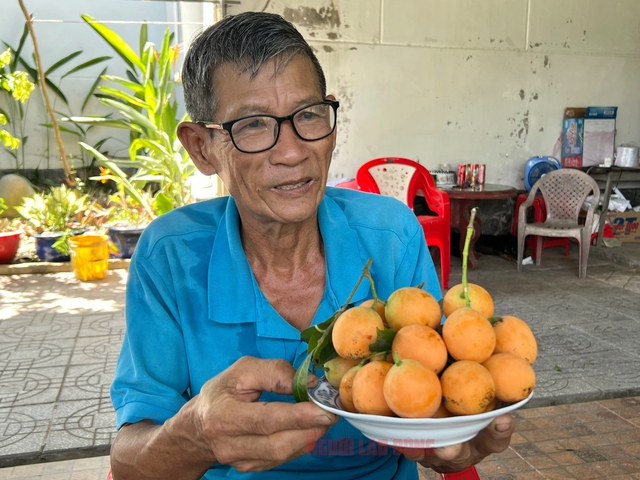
left=309, top=376, right=532, bottom=448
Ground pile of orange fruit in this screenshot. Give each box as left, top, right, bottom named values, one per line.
left=325, top=284, right=537, bottom=418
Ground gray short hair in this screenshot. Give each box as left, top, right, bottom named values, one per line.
left=182, top=12, right=327, bottom=122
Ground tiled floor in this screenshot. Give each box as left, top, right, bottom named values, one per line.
left=0, top=456, right=110, bottom=480
left=3, top=397, right=639, bottom=479
left=419, top=396, right=640, bottom=479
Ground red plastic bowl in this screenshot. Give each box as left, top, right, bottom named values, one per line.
left=0, top=231, right=22, bottom=264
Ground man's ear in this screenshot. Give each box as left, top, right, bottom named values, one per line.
left=177, top=122, right=218, bottom=176
left=326, top=94, right=338, bottom=152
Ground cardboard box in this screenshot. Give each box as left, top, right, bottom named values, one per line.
left=607, top=211, right=640, bottom=242
left=561, top=108, right=586, bottom=168
left=582, top=106, right=617, bottom=167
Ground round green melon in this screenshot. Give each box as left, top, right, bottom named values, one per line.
left=0, top=174, right=36, bottom=218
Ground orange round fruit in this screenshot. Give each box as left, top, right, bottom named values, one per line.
left=391, top=324, right=448, bottom=374
left=352, top=361, right=395, bottom=416
left=323, top=356, right=361, bottom=388
left=440, top=360, right=496, bottom=416
left=442, top=307, right=496, bottom=363
left=492, top=315, right=538, bottom=364
left=359, top=298, right=387, bottom=324
left=385, top=286, right=441, bottom=331
left=332, top=306, right=384, bottom=359
left=338, top=365, right=362, bottom=413
left=383, top=358, right=442, bottom=418
left=483, top=353, right=536, bottom=402
left=443, top=283, right=494, bottom=318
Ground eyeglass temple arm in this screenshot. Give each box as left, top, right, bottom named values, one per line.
left=199, top=122, right=223, bottom=130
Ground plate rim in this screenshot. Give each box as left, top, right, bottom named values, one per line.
left=309, top=376, right=533, bottom=425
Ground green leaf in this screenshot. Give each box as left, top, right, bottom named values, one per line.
left=315, top=343, right=338, bottom=368
left=139, top=22, right=148, bottom=58
left=292, top=354, right=312, bottom=402
left=301, top=313, right=337, bottom=344
left=99, top=85, right=151, bottom=109
left=102, top=74, right=144, bottom=94
left=45, top=50, right=83, bottom=76
left=369, top=327, right=396, bottom=352
left=554, top=365, right=562, bottom=372
left=81, top=14, right=144, bottom=71
left=62, top=56, right=111, bottom=79
left=82, top=67, right=107, bottom=113
left=45, top=78, right=68, bottom=106
left=154, top=192, right=173, bottom=216
left=100, top=97, right=157, bottom=132
left=15, top=24, right=29, bottom=68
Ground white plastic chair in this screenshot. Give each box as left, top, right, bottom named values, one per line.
left=517, top=168, right=600, bottom=278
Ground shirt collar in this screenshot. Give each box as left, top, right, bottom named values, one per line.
left=207, top=195, right=371, bottom=338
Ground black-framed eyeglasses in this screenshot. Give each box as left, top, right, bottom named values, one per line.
left=197, top=99, right=339, bottom=154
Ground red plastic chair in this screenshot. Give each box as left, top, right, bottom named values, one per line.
left=356, top=157, right=450, bottom=290
left=437, top=466, right=481, bottom=479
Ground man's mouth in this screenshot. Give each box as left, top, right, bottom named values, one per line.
left=275, top=179, right=311, bottom=191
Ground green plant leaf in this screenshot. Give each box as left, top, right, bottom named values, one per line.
left=102, top=74, right=144, bottom=94
left=99, top=85, right=151, bottom=110
left=292, top=354, right=312, bottom=403
left=139, top=22, right=148, bottom=57
left=301, top=313, right=337, bottom=344
left=100, top=97, right=156, bottom=132
left=14, top=24, right=30, bottom=70
left=82, top=67, right=108, bottom=113
left=154, top=192, right=173, bottom=216
left=45, top=50, right=83, bottom=76
left=45, top=78, right=68, bottom=106
left=81, top=14, right=145, bottom=71
left=62, top=56, right=111, bottom=79
left=369, top=327, right=396, bottom=353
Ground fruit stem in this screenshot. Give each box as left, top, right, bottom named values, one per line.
left=358, top=350, right=390, bottom=365
left=393, top=351, right=402, bottom=366
left=462, top=207, right=478, bottom=308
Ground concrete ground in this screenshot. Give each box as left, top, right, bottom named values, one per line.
left=1, top=240, right=640, bottom=479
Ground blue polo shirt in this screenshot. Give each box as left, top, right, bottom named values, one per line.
left=111, top=187, right=442, bottom=479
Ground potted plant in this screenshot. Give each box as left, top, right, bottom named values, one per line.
left=0, top=198, right=24, bottom=264
left=102, top=187, right=154, bottom=258
left=14, top=184, right=88, bottom=262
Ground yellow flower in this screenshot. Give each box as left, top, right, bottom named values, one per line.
left=0, top=49, right=11, bottom=68
left=99, top=167, right=112, bottom=183
left=11, top=71, right=35, bottom=103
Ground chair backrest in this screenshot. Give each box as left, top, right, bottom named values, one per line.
left=356, top=157, right=447, bottom=216
left=531, top=168, right=600, bottom=222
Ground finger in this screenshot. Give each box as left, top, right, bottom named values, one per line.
left=213, top=427, right=329, bottom=472
left=433, top=441, right=469, bottom=463
left=225, top=399, right=337, bottom=436
left=472, top=414, right=515, bottom=456
left=217, top=357, right=298, bottom=398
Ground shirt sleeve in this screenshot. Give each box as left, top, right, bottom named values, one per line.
left=110, top=255, right=190, bottom=429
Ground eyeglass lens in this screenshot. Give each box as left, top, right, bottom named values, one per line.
left=230, top=102, right=336, bottom=153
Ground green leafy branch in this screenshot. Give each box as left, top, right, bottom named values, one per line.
left=292, top=258, right=397, bottom=402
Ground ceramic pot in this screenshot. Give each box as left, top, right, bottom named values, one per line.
left=108, top=226, right=145, bottom=259
left=33, top=232, right=70, bottom=262
left=0, top=230, right=22, bottom=264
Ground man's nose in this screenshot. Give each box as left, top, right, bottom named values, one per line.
left=271, top=120, right=306, bottom=163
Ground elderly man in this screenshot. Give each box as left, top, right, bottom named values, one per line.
left=109, top=11, right=515, bottom=479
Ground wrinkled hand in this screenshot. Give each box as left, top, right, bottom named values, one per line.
left=397, top=414, right=515, bottom=473
left=192, top=356, right=337, bottom=473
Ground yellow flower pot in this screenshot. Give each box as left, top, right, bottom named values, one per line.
left=68, top=234, right=109, bottom=281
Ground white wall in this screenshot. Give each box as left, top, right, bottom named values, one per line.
left=236, top=0, right=640, bottom=188
left=0, top=0, right=178, bottom=173
left=2, top=0, right=640, bottom=191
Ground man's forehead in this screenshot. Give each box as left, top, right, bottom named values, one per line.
left=212, top=55, right=322, bottom=115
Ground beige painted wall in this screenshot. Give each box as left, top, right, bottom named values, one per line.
left=2, top=0, right=639, bottom=191
left=234, top=0, right=640, bottom=189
